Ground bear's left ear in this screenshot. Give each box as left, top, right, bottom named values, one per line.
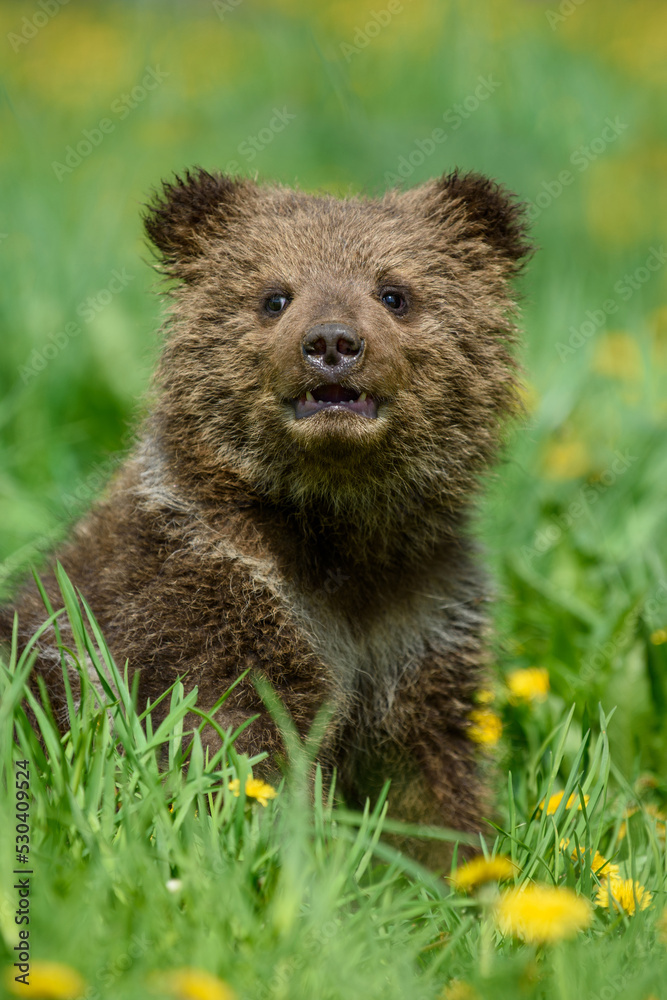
left=420, top=170, right=533, bottom=272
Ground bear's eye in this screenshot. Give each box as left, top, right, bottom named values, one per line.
left=264, top=292, right=291, bottom=315
left=380, top=289, right=408, bottom=316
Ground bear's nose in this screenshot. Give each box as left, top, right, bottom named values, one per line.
left=301, top=323, right=364, bottom=374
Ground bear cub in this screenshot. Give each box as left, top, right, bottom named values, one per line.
left=1, top=169, right=531, bottom=868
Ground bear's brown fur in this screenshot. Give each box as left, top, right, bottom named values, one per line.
left=0, top=169, right=531, bottom=868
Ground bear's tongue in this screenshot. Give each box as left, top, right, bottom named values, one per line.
left=294, top=384, right=378, bottom=420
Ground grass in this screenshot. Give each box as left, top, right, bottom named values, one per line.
left=1, top=574, right=666, bottom=999
left=1, top=0, right=667, bottom=996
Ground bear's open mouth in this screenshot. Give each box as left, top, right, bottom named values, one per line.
left=293, top=384, right=378, bottom=420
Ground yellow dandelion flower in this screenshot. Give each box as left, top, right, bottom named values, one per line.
left=595, top=877, right=652, bottom=916
left=5, top=961, right=86, bottom=998
left=476, top=688, right=496, bottom=705
left=618, top=804, right=666, bottom=842
left=468, top=708, right=502, bottom=746
left=441, top=979, right=479, bottom=1000
left=148, top=968, right=236, bottom=1000
left=650, top=628, right=667, bottom=645
left=567, top=845, right=620, bottom=879
left=452, top=855, right=517, bottom=892
left=542, top=440, right=592, bottom=481
left=228, top=776, right=277, bottom=807
left=540, top=790, right=590, bottom=815
left=506, top=667, right=550, bottom=704
left=495, top=885, right=592, bottom=944
left=245, top=777, right=278, bottom=806
left=646, top=805, right=667, bottom=842
left=590, top=852, right=619, bottom=878
left=592, top=332, right=644, bottom=382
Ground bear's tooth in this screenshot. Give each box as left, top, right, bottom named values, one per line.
left=358, top=392, right=367, bottom=402
left=305, top=391, right=315, bottom=402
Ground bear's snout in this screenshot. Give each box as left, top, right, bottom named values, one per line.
left=301, top=322, right=365, bottom=378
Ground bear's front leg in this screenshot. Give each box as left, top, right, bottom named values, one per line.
left=337, top=649, right=489, bottom=871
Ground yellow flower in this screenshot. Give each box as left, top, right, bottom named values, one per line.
left=618, top=804, right=666, bottom=842
left=566, top=845, right=620, bottom=879
left=595, top=877, right=652, bottom=916
left=590, top=852, right=619, bottom=878
left=592, top=332, right=643, bottom=382
left=506, top=667, right=550, bottom=704
left=452, top=855, right=517, bottom=892
left=468, top=708, right=502, bottom=746
left=542, top=440, right=592, bottom=481
left=149, top=968, right=236, bottom=1000
left=476, top=688, right=496, bottom=705
left=646, top=798, right=665, bottom=824
left=441, top=980, right=479, bottom=1000
left=650, top=628, right=667, bottom=645
left=495, top=885, right=592, bottom=944
left=5, top=962, right=86, bottom=998
left=228, top=776, right=277, bottom=807
left=541, top=791, right=590, bottom=815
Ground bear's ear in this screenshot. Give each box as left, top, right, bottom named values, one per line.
left=143, top=168, right=254, bottom=277
left=423, top=170, right=533, bottom=271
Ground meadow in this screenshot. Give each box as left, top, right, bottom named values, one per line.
left=1, top=0, right=666, bottom=997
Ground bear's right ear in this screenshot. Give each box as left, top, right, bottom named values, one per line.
left=143, top=168, right=254, bottom=278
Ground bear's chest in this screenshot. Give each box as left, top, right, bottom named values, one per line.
left=288, top=580, right=476, bottom=719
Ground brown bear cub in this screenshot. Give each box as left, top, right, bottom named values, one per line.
left=1, top=169, right=531, bottom=867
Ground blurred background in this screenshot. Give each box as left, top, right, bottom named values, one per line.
left=1, top=0, right=666, bottom=786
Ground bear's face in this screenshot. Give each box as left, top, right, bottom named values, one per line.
left=145, top=171, right=530, bottom=517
